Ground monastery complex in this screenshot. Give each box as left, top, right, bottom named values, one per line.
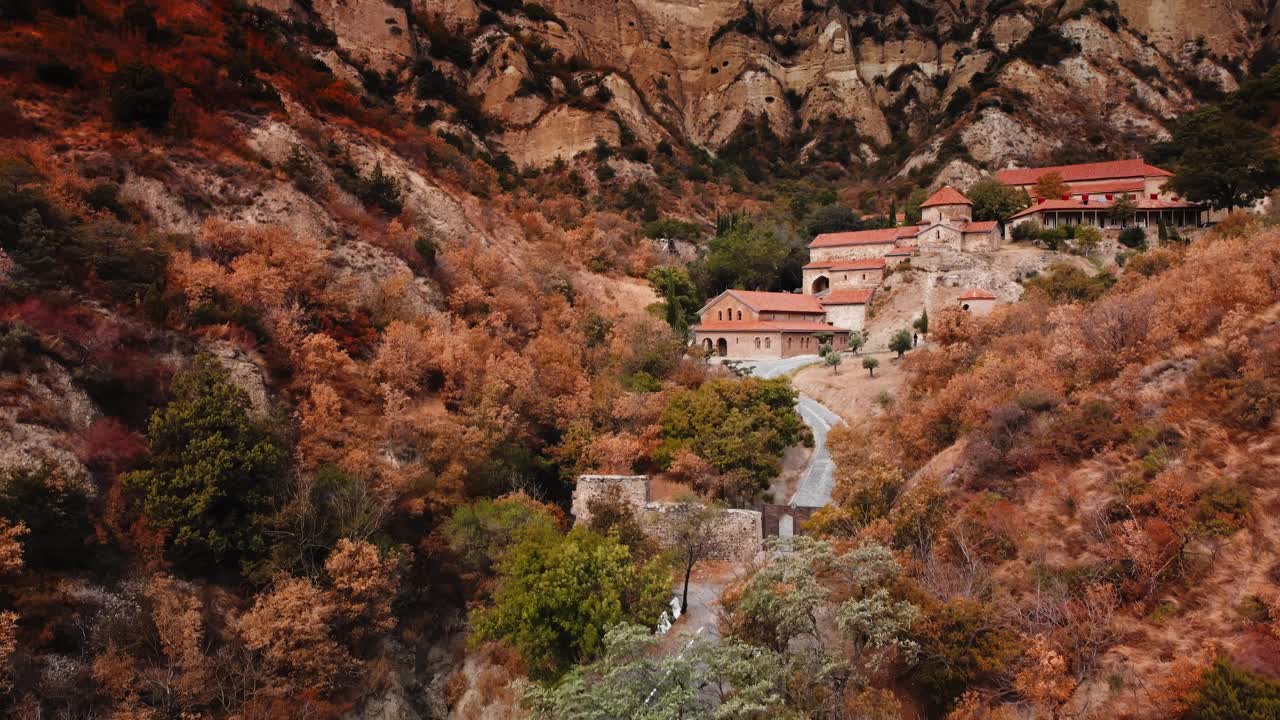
left=693, top=159, right=1205, bottom=359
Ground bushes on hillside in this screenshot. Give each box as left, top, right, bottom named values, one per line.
left=1183, top=658, right=1280, bottom=719
left=110, top=63, right=173, bottom=129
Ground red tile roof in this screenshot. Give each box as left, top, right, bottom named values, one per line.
left=1065, top=180, right=1146, bottom=195
left=819, top=289, right=875, bottom=306
left=960, top=220, right=999, bottom=233
left=725, top=290, right=825, bottom=314
left=959, top=288, right=997, bottom=300
left=804, top=258, right=887, bottom=271
left=809, top=226, right=919, bottom=248
left=921, top=186, right=972, bottom=207
left=693, top=320, right=844, bottom=332
left=996, top=159, right=1172, bottom=186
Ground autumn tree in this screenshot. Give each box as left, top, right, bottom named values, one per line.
left=1032, top=172, right=1069, bottom=201
left=238, top=576, right=351, bottom=693
left=123, top=355, right=288, bottom=575
left=324, top=539, right=403, bottom=644
left=473, top=526, right=670, bottom=678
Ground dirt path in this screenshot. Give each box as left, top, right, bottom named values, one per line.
left=789, top=349, right=910, bottom=423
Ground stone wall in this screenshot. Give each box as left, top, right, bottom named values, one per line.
left=571, top=475, right=648, bottom=527
left=641, top=504, right=762, bottom=563
left=571, top=476, right=763, bottom=563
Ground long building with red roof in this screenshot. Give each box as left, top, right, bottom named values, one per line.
left=997, top=158, right=1204, bottom=230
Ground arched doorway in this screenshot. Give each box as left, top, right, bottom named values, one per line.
left=716, top=338, right=728, bottom=357
left=811, top=275, right=830, bottom=294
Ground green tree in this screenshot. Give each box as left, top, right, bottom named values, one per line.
left=826, top=352, right=843, bottom=374
left=805, top=203, right=864, bottom=236
left=443, top=494, right=561, bottom=579
left=690, top=220, right=801, bottom=296
left=659, top=378, right=812, bottom=493
left=889, top=330, right=912, bottom=358
left=646, top=265, right=701, bottom=336
left=1163, top=106, right=1280, bottom=211
left=1032, top=171, right=1069, bottom=201
left=523, top=624, right=787, bottom=718
left=913, top=309, right=929, bottom=338
left=848, top=331, right=865, bottom=355
left=363, top=162, right=403, bottom=216
left=1119, top=226, right=1146, bottom=249
left=863, top=356, right=879, bottom=377
left=1072, top=224, right=1103, bottom=255
left=724, top=537, right=835, bottom=652
left=123, top=355, right=287, bottom=575
left=1024, top=262, right=1115, bottom=303
left=473, top=526, right=670, bottom=679
left=967, top=178, right=1031, bottom=221
left=1108, top=193, right=1138, bottom=226
left=1184, top=657, right=1280, bottom=720
left=904, top=187, right=928, bottom=223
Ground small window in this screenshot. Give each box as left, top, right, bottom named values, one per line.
left=737, top=310, right=743, bottom=320
left=717, top=310, right=723, bottom=320
left=765, top=337, right=771, bottom=349
left=754, top=337, right=761, bottom=349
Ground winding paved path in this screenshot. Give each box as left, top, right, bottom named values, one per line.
left=736, top=356, right=842, bottom=507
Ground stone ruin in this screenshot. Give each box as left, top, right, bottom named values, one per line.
left=570, top=475, right=763, bottom=563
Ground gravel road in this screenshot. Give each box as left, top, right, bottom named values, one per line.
left=735, top=356, right=842, bottom=507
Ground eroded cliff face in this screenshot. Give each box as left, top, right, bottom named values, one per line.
left=258, top=0, right=1275, bottom=179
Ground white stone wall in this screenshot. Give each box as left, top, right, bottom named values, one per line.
left=571, top=476, right=764, bottom=563
left=810, top=242, right=897, bottom=262
left=822, top=304, right=868, bottom=333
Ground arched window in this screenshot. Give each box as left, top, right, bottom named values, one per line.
left=754, top=337, right=761, bottom=349
left=717, top=310, right=723, bottom=320
left=737, top=310, right=743, bottom=320
left=765, top=337, right=771, bottom=349
left=787, top=337, right=792, bottom=348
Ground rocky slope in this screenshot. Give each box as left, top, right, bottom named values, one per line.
left=344, top=0, right=1280, bottom=183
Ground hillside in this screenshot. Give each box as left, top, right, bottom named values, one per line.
left=0, top=0, right=1279, bottom=718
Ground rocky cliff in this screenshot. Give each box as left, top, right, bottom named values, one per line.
left=280, top=0, right=1280, bottom=182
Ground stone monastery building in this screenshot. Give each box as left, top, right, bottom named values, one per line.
left=692, top=158, right=1191, bottom=359
left=694, top=184, right=992, bottom=359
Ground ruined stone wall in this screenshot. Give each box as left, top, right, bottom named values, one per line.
left=571, top=476, right=763, bottom=562
left=571, top=475, right=649, bottom=527
left=641, top=504, right=763, bottom=563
